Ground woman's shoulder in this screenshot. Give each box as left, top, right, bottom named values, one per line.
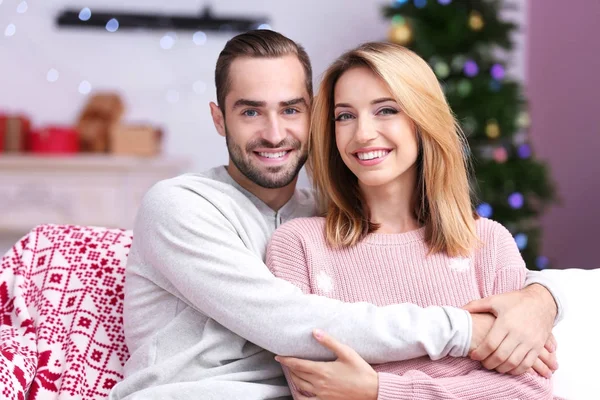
left=272, top=217, right=327, bottom=242
left=475, top=217, right=512, bottom=241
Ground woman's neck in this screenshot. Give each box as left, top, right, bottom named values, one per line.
left=360, top=168, right=421, bottom=234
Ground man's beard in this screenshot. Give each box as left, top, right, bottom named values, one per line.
left=225, top=127, right=308, bottom=189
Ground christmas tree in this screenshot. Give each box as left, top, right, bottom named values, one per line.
left=383, top=0, right=556, bottom=270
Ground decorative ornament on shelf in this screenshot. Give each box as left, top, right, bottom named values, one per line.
left=493, top=146, right=508, bottom=163
left=485, top=119, right=501, bottom=139
left=388, top=21, right=413, bottom=45
left=469, top=10, right=484, bottom=31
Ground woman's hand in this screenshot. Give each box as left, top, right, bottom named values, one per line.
left=275, top=329, right=379, bottom=400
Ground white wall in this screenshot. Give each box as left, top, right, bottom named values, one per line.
left=0, top=0, right=389, bottom=183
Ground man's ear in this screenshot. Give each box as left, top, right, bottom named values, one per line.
left=210, top=102, right=226, bottom=137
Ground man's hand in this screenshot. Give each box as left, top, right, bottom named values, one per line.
left=464, top=284, right=558, bottom=378
left=275, top=329, right=378, bottom=400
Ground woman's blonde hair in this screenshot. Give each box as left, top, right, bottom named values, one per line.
left=309, top=42, right=479, bottom=257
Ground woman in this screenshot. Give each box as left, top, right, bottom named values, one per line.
left=266, top=42, right=554, bottom=399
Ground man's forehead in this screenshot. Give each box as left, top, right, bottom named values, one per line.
left=226, top=56, right=308, bottom=108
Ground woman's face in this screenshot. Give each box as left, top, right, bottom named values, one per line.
left=333, top=66, right=419, bottom=190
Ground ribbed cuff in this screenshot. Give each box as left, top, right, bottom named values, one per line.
left=444, top=306, right=472, bottom=358
left=377, top=372, right=413, bottom=400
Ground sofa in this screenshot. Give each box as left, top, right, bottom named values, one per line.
left=0, top=224, right=597, bottom=400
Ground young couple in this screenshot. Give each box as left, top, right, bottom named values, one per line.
left=110, top=30, right=562, bottom=400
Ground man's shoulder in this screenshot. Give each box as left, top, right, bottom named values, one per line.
left=140, top=170, right=254, bottom=223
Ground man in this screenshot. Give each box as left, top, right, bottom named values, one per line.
left=109, top=30, right=562, bottom=400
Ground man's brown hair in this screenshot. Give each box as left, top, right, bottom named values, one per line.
left=215, top=30, right=313, bottom=113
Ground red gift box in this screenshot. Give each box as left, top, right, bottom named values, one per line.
left=28, top=126, right=79, bottom=154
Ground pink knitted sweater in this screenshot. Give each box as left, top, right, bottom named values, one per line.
left=266, top=217, right=554, bottom=399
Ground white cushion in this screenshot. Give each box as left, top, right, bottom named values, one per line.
left=541, top=268, right=600, bottom=399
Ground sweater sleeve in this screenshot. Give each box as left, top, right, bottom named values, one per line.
left=134, top=181, right=472, bottom=363
left=491, top=222, right=527, bottom=295
left=377, top=368, right=553, bottom=399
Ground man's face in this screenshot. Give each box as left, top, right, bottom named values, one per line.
left=214, top=55, right=310, bottom=189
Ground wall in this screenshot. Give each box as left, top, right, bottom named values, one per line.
left=527, top=0, right=600, bottom=269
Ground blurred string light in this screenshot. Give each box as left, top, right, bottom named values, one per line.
left=490, top=63, right=505, bottom=80
left=477, top=203, right=493, bottom=218
left=4, top=23, right=16, bottom=37
left=414, top=0, right=427, bottom=8
left=193, top=31, right=207, bottom=45
left=438, top=0, right=452, bottom=4
left=536, top=256, right=550, bottom=270
left=489, top=80, right=502, bottom=92
left=106, top=18, right=119, bottom=33
left=78, top=80, right=92, bottom=95
left=166, top=89, right=180, bottom=104
left=394, top=0, right=409, bottom=5
left=258, top=23, right=271, bottom=30
left=514, top=233, right=528, bottom=250
left=463, top=60, right=479, bottom=77
left=16, top=1, right=27, bottom=13
left=47, top=68, right=59, bottom=82
left=457, top=79, right=472, bottom=97
left=469, top=10, right=484, bottom=31
left=518, top=143, right=531, bottom=159
left=493, top=146, right=507, bottom=163
left=160, top=32, right=177, bottom=50
left=508, top=192, right=524, bottom=209
left=485, top=119, right=500, bottom=138
left=79, top=7, right=92, bottom=21
left=193, top=80, right=207, bottom=94
left=434, top=61, right=450, bottom=79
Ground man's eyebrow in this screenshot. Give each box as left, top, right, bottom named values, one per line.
left=280, top=97, right=308, bottom=107
left=232, top=99, right=266, bottom=109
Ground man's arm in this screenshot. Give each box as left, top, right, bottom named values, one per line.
left=132, top=181, right=472, bottom=363
left=524, top=271, right=564, bottom=324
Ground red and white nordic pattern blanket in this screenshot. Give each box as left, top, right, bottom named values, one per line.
left=0, top=224, right=132, bottom=400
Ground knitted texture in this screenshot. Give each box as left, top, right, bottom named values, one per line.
left=267, top=217, right=554, bottom=400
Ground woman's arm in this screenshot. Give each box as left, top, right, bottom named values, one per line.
left=376, top=368, right=552, bottom=400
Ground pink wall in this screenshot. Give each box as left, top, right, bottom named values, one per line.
left=527, top=1, right=600, bottom=269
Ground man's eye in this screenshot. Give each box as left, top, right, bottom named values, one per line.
left=283, top=108, right=299, bottom=115
left=243, top=110, right=258, bottom=117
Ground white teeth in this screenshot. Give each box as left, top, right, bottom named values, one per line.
left=356, top=150, right=390, bottom=160
left=258, top=151, right=288, bottom=159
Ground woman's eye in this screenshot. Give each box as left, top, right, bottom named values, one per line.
left=335, top=113, right=353, bottom=121
left=379, top=107, right=399, bottom=115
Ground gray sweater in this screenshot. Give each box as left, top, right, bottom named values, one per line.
left=109, top=166, right=562, bottom=400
